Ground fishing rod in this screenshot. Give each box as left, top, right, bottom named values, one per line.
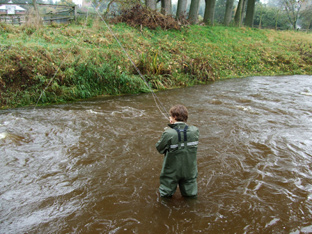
left=91, top=3, right=169, bottom=121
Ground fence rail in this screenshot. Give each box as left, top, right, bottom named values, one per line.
left=0, top=14, right=25, bottom=25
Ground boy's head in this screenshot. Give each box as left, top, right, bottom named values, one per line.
left=169, top=105, right=188, bottom=123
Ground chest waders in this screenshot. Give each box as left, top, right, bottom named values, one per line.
left=158, top=124, right=198, bottom=198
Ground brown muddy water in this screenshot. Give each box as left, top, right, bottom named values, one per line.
left=0, top=75, right=312, bottom=234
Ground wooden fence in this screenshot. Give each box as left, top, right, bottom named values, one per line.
left=43, top=5, right=77, bottom=25
left=0, top=2, right=78, bottom=25
left=0, top=14, right=25, bottom=25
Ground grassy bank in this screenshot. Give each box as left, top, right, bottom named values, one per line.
left=0, top=19, right=312, bottom=109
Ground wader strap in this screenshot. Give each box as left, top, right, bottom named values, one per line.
left=174, top=125, right=188, bottom=149
left=183, top=125, right=188, bottom=142
left=175, top=129, right=182, bottom=142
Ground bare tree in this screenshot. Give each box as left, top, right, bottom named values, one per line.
left=176, top=0, right=188, bottom=20
left=280, top=0, right=306, bottom=30
left=31, top=0, right=42, bottom=26
left=224, top=0, right=235, bottom=26
left=204, top=0, right=216, bottom=25
left=189, top=0, right=200, bottom=24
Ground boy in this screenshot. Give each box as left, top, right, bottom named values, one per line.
left=156, top=105, right=199, bottom=198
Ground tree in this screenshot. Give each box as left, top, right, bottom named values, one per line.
left=103, top=0, right=140, bottom=16
left=257, top=2, right=265, bottom=28
left=224, top=0, right=235, bottom=26
left=300, top=1, right=312, bottom=31
left=204, top=0, right=216, bottom=25
left=280, top=0, right=305, bottom=30
left=32, top=0, right=42, bottom=25
left=245, top=0, right=256, bottom=27
left=189, top=0, right=200, bottom=24
left=234, top=0, right=246, bottom=26
left=214, top=0, right=226, bottom=23
left=198, top=1, right=205, bottom=17
left=253, top=4, right=289, bottom=29
left=160, top=0, right=172, bottom=15
left=176, top=0, right=188, bottom=20
left=145, top=0, right=157, bottom=10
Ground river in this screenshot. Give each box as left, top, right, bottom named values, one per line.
left=0, top=75, right=312, bottom=233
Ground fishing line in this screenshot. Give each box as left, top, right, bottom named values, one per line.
left=34, top=9, right=90, bottom=109
left=92, top=3, right=169, bottom=120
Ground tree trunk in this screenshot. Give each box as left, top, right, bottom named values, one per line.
left=259, top=11, right=262, bottom=29
left=275, top=9, right=279, bottom=30
left=224, top=0, right=234, bottom=26
left=204, top=0, right=216, bottom=25
left=245, top=0, right=256, bottom=27
left=161, top=0, right=172, bottom=15
left=189, top=0, right=200, bottom=24
left=146, top=0, right=157, bottom=10
left=176, top=0, right=188, bottom=20
left=32, top=0, right=42, bottom=26
left=234, top=0, right=245, bottom=26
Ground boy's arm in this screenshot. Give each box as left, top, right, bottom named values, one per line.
left=155, top=131, right=170, bottom=154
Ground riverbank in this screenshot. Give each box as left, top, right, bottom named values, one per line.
left=1, top=20, right=312, bottom=109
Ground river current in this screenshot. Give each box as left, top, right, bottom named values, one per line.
left=0, top=75, right=312, bottom=233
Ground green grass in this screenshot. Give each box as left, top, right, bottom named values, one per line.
left=0, top=19, right=312, bottom=109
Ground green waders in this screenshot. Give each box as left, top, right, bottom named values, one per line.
left=156, top=122, right=199, bottom=197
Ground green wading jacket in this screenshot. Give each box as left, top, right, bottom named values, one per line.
left=156, top=122, right=199, bottom=181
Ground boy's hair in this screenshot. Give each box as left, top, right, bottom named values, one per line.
left=170, top=105, right=188, bottom=122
